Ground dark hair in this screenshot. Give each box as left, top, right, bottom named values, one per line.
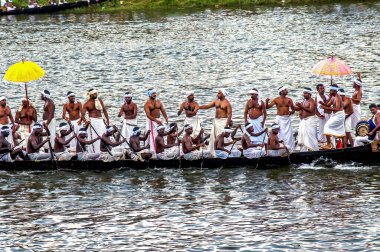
left=43, top=90, right=50, bottom=95
left=169, top=123, right=177, bottom=128
left=339, top=88, right=344, bottom=92
left=59, top=122, right=67, bottom=127
left=133, top=126, right=140, bottom=131
left=88, top=88, right=94, bottom=92
left=245, top=122, right=251, bottom=127
left=369, top=104, right=377, bottom=109
left=304, top=87, right=312, bottom=92
left=331, top=84, right=339, bottom=88
left=316, top=84, right=324, bottom=90
left=67, top=91, right=74, bottom=96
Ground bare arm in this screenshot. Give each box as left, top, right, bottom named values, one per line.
left=266, top=98, right=276, bottom=109
left=351, top=90, right=362, bottom=103
left=31, top=138, right=49, bottom=150
left=62, top=104, right=68, bottom=120
left=57, top=134, right=76, bottom=146
left=244, top=101, right=249, bottom=123
left=199, top=101, right=215, bottom=110
left=139, top=130, right=150, bottom=141
left=262, top=101, right=267, bottom=125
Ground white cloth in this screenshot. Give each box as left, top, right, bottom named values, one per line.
left=184, top=116, right=201, bottom=137
left=28, top=152, right=51, bottom=161
left=318, top=113, right=331, bottom=142
left=316, top=93, right=329, bottom=116
left=215, top=149, right=241, bottom=159
left=324, top=110, right=346, bottom=137
left=268, top=149, right=287, bottom=157
left=354, top=136, right=371, bottom=147
left=0, top=153, right=11, bottom=162
left=247, top=115, right=266, bottom=144
left=55, top=151, right=72, bottom=161
left=183, top=149, right=212, bottom=160
left=66, top=119, right=80, bottom=149
left=297, top=116, right=319, bottom=152
left=78, top=152, right=100, bottom=161
left=345, top=115, right=352, bottom=132
left=156, top=146, right=179, bottom=160
left=243, top=147, right=265, bottom=159
left=145, top=118, right=159, bottom=156
left=208, top=118, right=228, bottom=155
left=0, top=124, right=14, bottom=148
left=18, top=124, right=32, bottom=148
left=87, top=117, right=106, bottom=154
left=100, top=146, right=124, bottom=162
left=275, top=115, right=295, bottom=151
left=128, top=149, right=153, bottom=161
left=122, top=118, right=137, bottom=148
left=351, top=104, right=361, bottom=129
left=43, top=118, right=56, bottom=150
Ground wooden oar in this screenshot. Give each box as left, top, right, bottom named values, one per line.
left=255, top=131, right=268, bottom=169
left=0, top=139, right=25, bottom=160
left=43, top=122, right=56, bottom=161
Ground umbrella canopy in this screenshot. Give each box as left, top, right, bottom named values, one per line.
left=312, top=56, right=352, bottom=77
left=4, top=60, right=45, bottom=83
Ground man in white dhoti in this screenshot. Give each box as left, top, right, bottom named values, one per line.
left=354, top=104, right=380, bottom=151
left=155, top=125, right=179, bottom=160
left=319, top=85, right=346, bottom=149
left=199, top=88, right=232, bottom=156
left=182, top=124, right=211, bottom=160
left=244, top=88, right=267, bottom=144
left=178, top=90, right=201, bottom=138
left=62, top=91, right=82, bottom=150
left=267, top=123, right=289, bottom=156
left=0, top=126, right=29, bottom=161
left=339, top=89, right=354, bottom=147
left=26, top=123, right=52, bottom=161
left=118, top=92, right=138, bottom=148
left=99, top=126, right=126, bottom=162
left=76, top=127, right=101, bottom=161
left=128, top=127, right=152, bottom=161
left=54, top=122, right=76, bottom=161
left=295, top=87, right=319, bottom=152
left=315, top=84, right=331, bottom=143
left=15, top=97, right=37, bottom=149
left=41, top=90, right=56, bottom=151
left=0, top=96, right=15, bottom=148
left=351, top=74, right=363, bottom=130
left=81, top=89, right=109, bottom=154
left=144, top=88, right=169, bottom=157
left=242, top=123, right=267, bottom=159
left=266, top=86, right=295, bottom=151
left=215, top=127, right=241, bottom=159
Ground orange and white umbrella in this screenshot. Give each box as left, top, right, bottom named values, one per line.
left=312, top=54, right=352, bottom=84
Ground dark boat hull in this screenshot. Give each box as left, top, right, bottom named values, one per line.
left=0, top=144, right=377, bottom=171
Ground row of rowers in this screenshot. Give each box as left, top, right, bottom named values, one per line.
left=0, top=77, right=374, bottom=162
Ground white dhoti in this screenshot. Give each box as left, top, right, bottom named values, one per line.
left=215, top=149, right=241, bottom=159
left=28, top=152, right=51, bottom=161
left=275, top=115, right=294, bottom=151
left=354, top=136, right=371, bottom=147
left=183, top=149, right=212, bottom=161
left=18, top=124, right=32, bottom=148
left=128, top=149, right=153, bottom=161
left=248, top=115, right=266, bottom=144
left=268, top=149, right=287, bottom=157
left=318, top=113, right=331, bottom=143
left=146, top=118, right=159, bottom=156
left=351, top=104, right=361, bottom=129
left=55, top=151, right=72, bottom=161
left=43, top=119, right=56, bottom=150
left=78, top=152, right=100, bottom=161
left=345, top=115, right=352, bottom=133
left=297, top=116, right=319, bottom=152
left=324, top=111, right=345, bottom=137
left=87, top=117, right=106, bottom=154
left=122, top=118, right=137, bottom=148
left=184, top=116, right=201, bottom=137
left=66, top=118, right=81, bottom=149
left=243, top=147, right=265, bottom=159
left=208, top=118, right=228, bottom=156
left=156, top=146, right=179, bottom=160
left=0, top=123, right=14, bottom=148
left=0, top=153, right=11, bottom=162
left=100, top=146, right=125, bottom=162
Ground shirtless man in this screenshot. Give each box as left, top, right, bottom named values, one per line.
left=166, top=123, right=184, bottom=145
left=15, top=97, right=37, bottom=147
left=144, top=89, right=169, bottom=156
left=214, top=127, right=240, bottom=159
left=315, top=84, right=332, bottom=143
left=244, top=88, right=267, bottom=144
left=241, top=122, right=267, bottom=159
left=0, top=96, right=15, bottom=147
left=294, top=88, right=318, bottom=151
left=178, top=91, right=201, bottom=137
left=339, top=89, right=354, bottom=148
left=182, top=124, right=211, bottom=160
left=76, top=127, right=101, bottom=160
left=81, top=89, right=109, bottom=154
left=118, top=92, right=138, bottom=143
left=351, top=73, right=363, bottom=129
left=267, top=123, right=288, bottom=156
left=41, top=90, right=56, bottom=150
left=199, top=88, right=232, bottom=156
left=155, top=125, right=179, bottom=160
left=100, top=125, right=126, bottom=161
left=266, top=86, right=296, bottom=151
left=62, top=91, right=82, bottom=149
left=319, top=85, right=345, bottom=149
left=26, top=123, right=51, bottom=161
left=54, top=122, right=76, bottom=161
left=128, top=127, right=152, bottom=161
left=0, top=126, right=28, bottom=161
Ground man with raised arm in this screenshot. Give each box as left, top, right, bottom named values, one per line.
left=315, top=84, right=331, bottom=143
left=128, top=127, right=152, bottom=161
left=182, top=124, right=211, bottom=161
left=295, top=87, right=318, bottom=152
left=118, top=92, right=137, bottom=145
left=241, top=122, right=267, bottom=159
left=351, top=73, right=363, bottom=129
left=319, top=85, right=345, bottom=149
left=76, top=127, right=101, bottom=161
left=81, top=89, right=109, bottom=154
left=26, top=122, right=51, bottom=161
left=54, top=122, right=76, bottom=161
left=41, top=90, right=56, bottom=151
left=267, top=123, right=288, bottom=157
left=266, top=86, right=295, bottom=151
left=178, top=91, right=201, bottom=138
left=0, top=96, right=15, bottom=147
left=0, top=126, right=29, bottom=161
left=244, top=88, right=267, bottom=144
left=62, top=91, right=82, bottom=149
left=155, top=125, right=179, bottom=160
left=144, top=88, right=169, bottom=156
left=199, top=88, right=232, bottom=156
left=339, top=89, right=354, bottom=148
left=214, top=127, right=240, bottom=159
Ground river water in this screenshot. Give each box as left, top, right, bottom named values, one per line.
left=0, top=2, right=380, bottom=251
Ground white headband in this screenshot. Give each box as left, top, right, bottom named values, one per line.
left=78, top=128, right=87, bottom=134
left=88, top=90, right=97, bottom=96
left=219, top=88, right=228, bottom=97
left=41, top=91, right=51, bottom=99
left=271, top=124, right=280, bottom=130
left=186, top=90, right=194, bottom=97
left=132, top=128, right=141, bottom=136
left=147, top=89, right=157, bottom=97
left=124, top=93, right=132, bottom=98
left=248, top=90, right=259, bottom=95
left=329, top=86, right=340, bottom=92
left=303, top=88, right=312, bottom=95
left=67, top=93, right=75, bottom=98
left=0, top=96, right=6, bottom=101
left=353, top=79, right=362, bottom=87
left=184, top=124, right=193, bottom=130
left=278, top=86, right=287, bottom=93
left=33, top=124, right=43, bottom=130
left=58, top=124, right=70, bottom=131
left=223, top=128, right=234, bottom=133
left=338, top=90, right=346, bottom=96
left=156, top=125, right=166, bottom=132
left=245, top=123, right=253, bottom=130
left=106, top=127, right=114, bottom=134
left=0, top=126, right=10, bottom=134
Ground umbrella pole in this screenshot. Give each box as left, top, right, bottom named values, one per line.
left=24, top=82, right=31, bottom=133
left=330, top=76, right=333, bottom=85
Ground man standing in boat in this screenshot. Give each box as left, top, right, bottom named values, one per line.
left=144, top=88, right=169, bottom=156
left=244, top=88, right=267, bottom=144
left=315, top=84, right=331, bottom=143
left=15, top=97, right=37, bottom=149
left=266, top=86, right=295, bottom=151
left=319, top=85, right=345, bottom=149
left=81, top=89, right=109, bottom=154
left=351, top=73, right=363, bottom=130
left=41, top=90, right=56, bottom=151
left=339, top=89, right=354, bottom=148
left=118, top=92, right=137, bottom=147
left=178, top=90, right=201, bottom=138
left=199, top=88, right=232, bottom=156
left=0, top=96, right=15, bottom=148
left=62, top=91, right=82, bottom=150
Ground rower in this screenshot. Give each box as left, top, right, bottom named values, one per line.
left=54, top=122, right=76, bottom=161
left=267, top=123, right=288, bottom=157
left=166, top=123, right=183, bottom=145
left=76, top=127, right=101, bottom=161
left=178, top=91, right=201, bottom=138
left=128, top=127, right=152, bottom=161
left=81, top=89, right=109, bottom=154
left=15, top=97, right=37, bottom=148
left=182, top=124, right=211, bottom=160
left=26, top=123, right=51, bottom=161
left=214, top=127, right=241, bottom=159
left=28, top=0, right=38, bottom=8
left=100, top=125, right=126, bottom=161
left=266, top=86, right=296, bottom=151
left=244, top=88, right=267, bottom=144
left=354, top=104, right=380, bottom=151
left=41, top=90, right=56, bottom=152
left=241, top=123, right=267, bottom=159
left=199, top=88, right=232, bottom=156
left=0, top=126, right=28, bottom=161
left=144, top=88, right=169, bottom=157
left=118, top=92, right=137, bottom=146
left=155, top=125, right=179, bottom=160
left=62, top=91, right=82, bottom=150
left=319, top=85, right=345, bottom=149
left=294, top=87, right=318, bottom=152
left=339, top=89, right=354, bottom=148
left=0, top=96, right=15, bottom=148
left=351, top=73, right=363, bottom=130
left=315, top=84, right=331, bottom=143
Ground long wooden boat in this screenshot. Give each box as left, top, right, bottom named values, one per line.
left=0, top=144, right=378, bottom=171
